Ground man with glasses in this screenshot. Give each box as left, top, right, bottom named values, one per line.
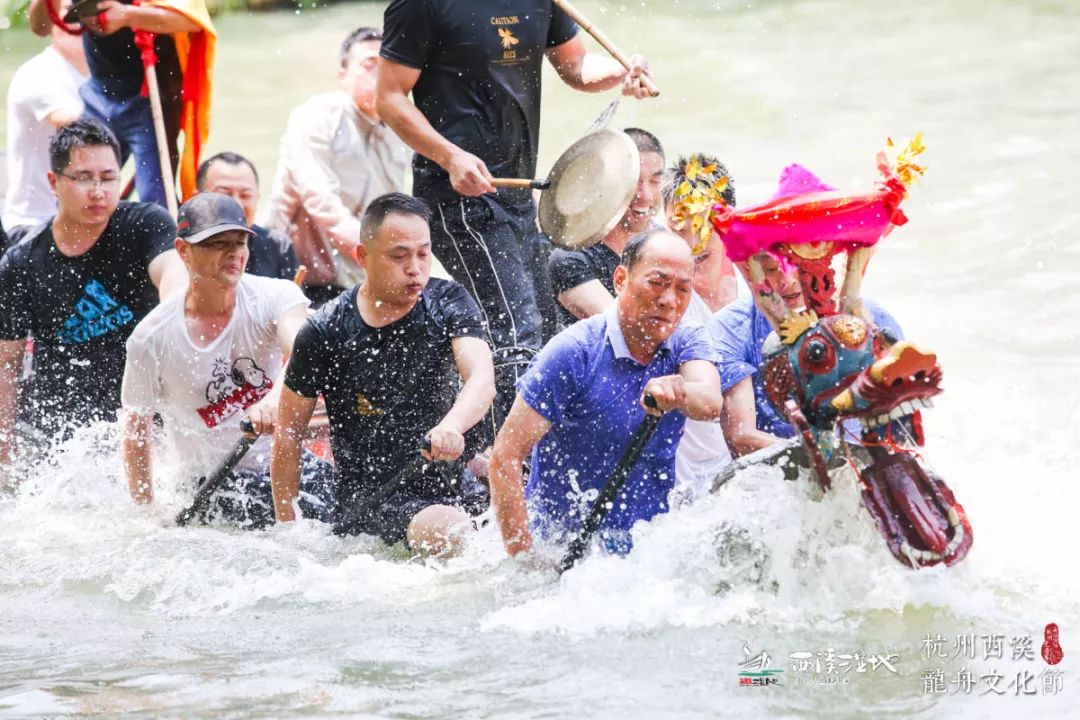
left=265, top=27, right=410, bottom=307
left=0, top=119, right=186, bottom=465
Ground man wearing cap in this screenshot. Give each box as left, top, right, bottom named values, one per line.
left=120, top=192, right=333, bottom=525
left=377, top=2, right=656, bottom=429
left=489, top=229, right=725, bottom=558
left=0, top=119, right=185, bottom=466
left=548, top=128, right=665, bottom=327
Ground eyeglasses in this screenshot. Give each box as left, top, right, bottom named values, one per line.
left=58, top=172, right=122, bottom=191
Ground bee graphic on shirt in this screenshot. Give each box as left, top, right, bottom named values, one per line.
left=498, top=27, right=520, bottom=50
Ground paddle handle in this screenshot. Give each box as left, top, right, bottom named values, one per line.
left=560, top=395, right=661, bottom=572
left=492, top=178, right=551, bottom=190
left=552, top=0, right=661, bottom=97
left=175, top=419, right=258, bottom=527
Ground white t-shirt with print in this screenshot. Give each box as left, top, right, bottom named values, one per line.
left=121, top=274, right=309, bottom=477
left=675, top=291, right=733, bottom=496
left=3, top=47, right=85, bottom=230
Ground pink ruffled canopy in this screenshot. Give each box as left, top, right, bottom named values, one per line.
left=709, top=155, right=917, bottom=263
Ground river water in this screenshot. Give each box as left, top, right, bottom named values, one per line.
left=1, top=1, right=1079, bottom=718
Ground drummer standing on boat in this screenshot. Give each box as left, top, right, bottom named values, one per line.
left=376, top=0, right=656, bottom=432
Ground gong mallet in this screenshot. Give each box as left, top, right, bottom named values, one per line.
left=552, top=0, right=661, bottom=97
left=560, top=395, right=661, bottom=572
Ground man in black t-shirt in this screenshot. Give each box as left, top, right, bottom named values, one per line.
left=548, top=128, right=666, bottom=326
left=196, top=152, right=300, bottom=282
left=29, top=0, right=202, bottom=208
left=271, top=193, right=496, bottom=556
left=376, top=0, right=655, bottom=430
left=0, top=119, right=186, bottom=464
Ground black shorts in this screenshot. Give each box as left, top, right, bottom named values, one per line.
left=333, top=469, right=490, bottom=546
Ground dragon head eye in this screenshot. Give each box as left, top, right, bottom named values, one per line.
left=805, top=339, right=828, bottom=363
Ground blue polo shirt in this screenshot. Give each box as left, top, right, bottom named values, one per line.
left=517, top=305, right=720, bottom=550
left=710, top=297, right=903, bottom=438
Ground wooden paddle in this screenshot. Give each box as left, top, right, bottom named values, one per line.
left=553, top=0, right=661, bottom=97
left=560, top=395, right=661, bottom=572
left=175, top=419, right=259, bottom=526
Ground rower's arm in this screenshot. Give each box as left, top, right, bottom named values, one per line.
left=246, top=303, right=310, bottom=436
left=720, top=376, right=782, bottom=457
left=148, top=249, right=188, bottom=301
left=92, top=1, right=201, bottom=35
left=489, top=396, right=551, bottom=557
left=676, top=359, right=725, bottom=421
left=546, top=36, right=653, bottom=98
left=375, top=58, right=495, bottom=197
left=122, top=410, right=155, bottom=504
left=0, top=340, right=25, bottom=465
left=557, top=280, right=614, bottom=320
left=270, top=386, right=317, bottom=522
left=427, top=336, right=495, bottom=461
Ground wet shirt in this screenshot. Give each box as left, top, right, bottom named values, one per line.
left=284, top=279, right=487, bottom=504
left=82, top=4, right=182, bottom=103
left=548, top=242, right=620, bottom=326
left=517, top=305, right=720, bottom=547
left=122, top=274, right=308, bottom=477
left=710, top=296, right=903, bottom=438
left=380, top=0, right=578, bottom=200
left=0, top=201, right=176, bottom=434
left=245, top=224, right=299, bottom=281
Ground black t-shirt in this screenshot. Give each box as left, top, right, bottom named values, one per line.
left=0, top=202, right=176, bottom=434
left=548, top=242, right=620, bottom=325
left=246, top=225, right=299, bottom=281
left=284, top=279, right=488, bottom=505
left=380, top=0, right=578, bottom=200
left=83, top=4, right=182, bottom=103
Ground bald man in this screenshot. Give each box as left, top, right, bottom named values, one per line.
left=489, top=229, right=724, bottom=557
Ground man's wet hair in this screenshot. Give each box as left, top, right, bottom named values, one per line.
left=49, top=119, right=121, bottom=174
left=662, top=153, right=736, bottom=208
left=359, top=193, right=432, bottom=244
left=624, top=127, right=665, bottom=161
left=620, top=228, right=674, bottom=272
left=341, top=27, right=383, bottom=67
left=196, top=151, right=259, bottom=191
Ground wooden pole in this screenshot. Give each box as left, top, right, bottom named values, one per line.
left=140, top=42, right=179, bottom=217
left=552, top=0, right=661, bottom=97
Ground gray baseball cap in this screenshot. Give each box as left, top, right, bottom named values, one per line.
left=176, top=192, right=256, bottom=244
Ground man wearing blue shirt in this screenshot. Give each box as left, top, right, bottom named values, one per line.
left=712, top=254, right=902, bottom=457
left=488, top=230, right=725, bottom=557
